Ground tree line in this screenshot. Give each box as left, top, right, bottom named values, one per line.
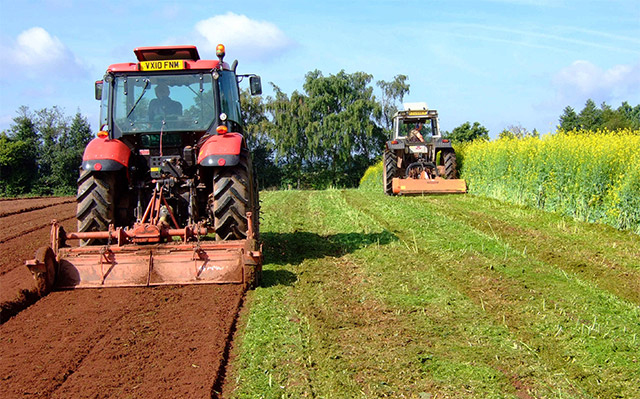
left=242, top=70, right=410, bottom=189
left=2, top=69, right=638, bottom=196
left=0, top=106, right=92, bottom=196
left=557, top=99, right=640, bottom=132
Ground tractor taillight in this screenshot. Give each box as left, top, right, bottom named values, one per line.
left=218, top=158, right=226, bottom=166
left=216, top=125, right=228, bottom=134
left=94, top=163, right=103, bottom=171
left=97, top=130, right=108, bottom=139
left=442, top=139, right=450, bottom=143
left=391, top=140, right=398, bottom=144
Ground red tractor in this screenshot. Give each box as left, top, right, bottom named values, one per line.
left=26, top=44, right=263, bottom=291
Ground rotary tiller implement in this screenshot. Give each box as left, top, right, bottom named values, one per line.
left=25, top=219, right=261, bottom=291
left=26, top=184, right=261, bottom=292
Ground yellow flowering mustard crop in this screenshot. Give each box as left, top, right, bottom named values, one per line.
left=459, top=129, right=640, bottom=234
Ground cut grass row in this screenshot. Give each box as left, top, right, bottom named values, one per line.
left=227, top=189, right=640, bottom=398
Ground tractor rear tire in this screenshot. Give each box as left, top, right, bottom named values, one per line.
left=442, top=151, right=458, bottom=179
left=383, top=149, right=398, bottom=195
left=211, top=149, right=258, bottom=241
left=76, top=169, right=116, bottom=246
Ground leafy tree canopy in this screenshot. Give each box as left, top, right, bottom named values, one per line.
left=558, top=99, right=639, bottom=131
left=377, top=74, right=409, bottom=131
left=0, top=106, right=93, bottom=196
left=262, top=70, right=407, bottom=189
left=444, top=121, right=489, bottom=143
left=498, top=124, right=539, bottom=140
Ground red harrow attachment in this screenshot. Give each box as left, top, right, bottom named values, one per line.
left=26, top=187, right=262, bottom=293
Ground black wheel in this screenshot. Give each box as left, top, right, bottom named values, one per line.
left=441, top=150, right=458, bottom=179
left=383, top=149, right=398, bottom=195
left=210, top=149, right=258, bottom=241
left=77, top=169, right=116, bottom=245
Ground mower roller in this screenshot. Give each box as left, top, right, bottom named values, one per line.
left=384, top=102, right=466, bottom=195
left=26, top=44, right=263, bottom=292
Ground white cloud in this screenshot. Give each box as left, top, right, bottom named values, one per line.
left=193, top=13, right=294, bottom=61
left=14, top=27, right=67, bottom=66
left=1, top=27, right=86, bottom=77
left=553, top=60, right=640, bottom=103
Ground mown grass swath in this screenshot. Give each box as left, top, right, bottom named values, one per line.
left=460, top=129, right=640, bottom=233
left=228, top=189, right=640, bottom=398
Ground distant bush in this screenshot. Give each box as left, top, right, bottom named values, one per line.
left=460, top=129, right=640, bottom=233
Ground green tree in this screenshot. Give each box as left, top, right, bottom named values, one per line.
left=498, top=124, right=535, bottom=139
left=0, top=107, right=42, bottom=195
left=266, top=85, right=311, bottom=188
left=559, top=100, right=640, bottom=133
left=577, top=99, right=602, bottom=130
left=444, top=121, right=489, bottom=143
left=600, top=102, right=632, bottom=131
left=1, top=106, right=94, bottom=196
left=617, top=102, right=640, bottom=129
left=264, top=70, right=387, bottom=188
left=301, top=69, right=384, bottom=187
left=33, top=106, right=69, bottom=193
left=558, top=106, right=580, bottom=131
left=51, top=112, right=93, bottom=193
left=377, top=74, right=410, bottom=132
left=0, top=132, right=36, bottom=196
left=240, top=88, right=281, bottom=188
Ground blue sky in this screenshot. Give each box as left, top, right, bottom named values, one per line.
left=0, top=0, right=638, bottom=137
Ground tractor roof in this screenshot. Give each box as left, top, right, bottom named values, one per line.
left=106, top=45, right=228, bottom=73
left=134, top=45, right=200, bottom=61
left=393, top=102, right=438, bottom=120
left=394, top=109, right=438, bottom=121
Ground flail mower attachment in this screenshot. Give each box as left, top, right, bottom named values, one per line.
left=391, top=161, right=467, bottom=195
left=392, top=177, right=467, bottom=195
left=25, top=187, right=262, bottom=292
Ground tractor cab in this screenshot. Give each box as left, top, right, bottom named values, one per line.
left=96, top=45, right=262, bottom=139
left=392, top=102, right=441, bottom=141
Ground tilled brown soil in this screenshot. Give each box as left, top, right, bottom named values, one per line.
left=0, top=197, right=245, bottom=398
left=0, top=200, right=76, bottom=313
left=0, top=197, right=74, bottom=218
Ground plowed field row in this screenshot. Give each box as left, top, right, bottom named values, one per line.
left=0, top=197, right=74, bottom=218
left=0, top=197, right=245, bottom=398
left=0, top=200, right=76, bottom=314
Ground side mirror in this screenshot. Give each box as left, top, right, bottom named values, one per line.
left=249, top=76, right=262, bottom=96
left=95, top=81, right=103, bottom=100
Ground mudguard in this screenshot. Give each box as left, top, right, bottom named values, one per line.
left=198, top=132, right=243, bottom=167
left=81, top=137, right=130, bottom=171
left=387, top=140, right=405, bottom=151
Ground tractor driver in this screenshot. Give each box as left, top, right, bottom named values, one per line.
left=148, top=83, right=182, bottom=121
left=409, top=123, right=425, bottom=142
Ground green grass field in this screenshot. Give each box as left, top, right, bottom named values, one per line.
left=226, top=189, right=640, bottom=398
